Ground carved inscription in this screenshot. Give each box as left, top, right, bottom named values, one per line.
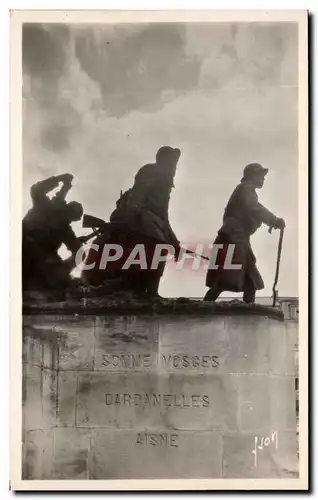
left=136, top=433, right=179, bottom=447
left=105, top=393, right=210, bottom=408
left=101, top=353, right=220, bottom=369
left=161, top=354, right=219, bottom=369
left=102, top=354, right=153, bottom=368
left=100, top=352, right=218, bottom=452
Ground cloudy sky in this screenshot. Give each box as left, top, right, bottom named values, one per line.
left=22, top=21, right=298, bottom=298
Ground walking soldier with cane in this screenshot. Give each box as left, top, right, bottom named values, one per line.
left=204, top=163, right=285, bottom=304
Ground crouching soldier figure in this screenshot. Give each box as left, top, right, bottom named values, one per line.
left=204, top=163, right=285, bottom=303
left=23, top=173, right=84, bottom=300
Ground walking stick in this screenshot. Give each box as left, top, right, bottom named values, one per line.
left=268, top=226, right=285, bottom=307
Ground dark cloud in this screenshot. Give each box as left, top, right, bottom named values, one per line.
left=195, top=22, right=298, bottom=89
left=23, top=23, right=69, bottom=101
left=22, top=22, right=298, bottom=297
left=23, top=24, right=83, bottom=152
left=23, top=23, right=202, bottom=152
left=237, top=24, right=287, bottom=84
left=74, top=23, right=202, bottom=116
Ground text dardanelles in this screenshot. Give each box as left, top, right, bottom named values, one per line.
left=75, top=243, right=243, bottom=271
left=105, top=393, right=210, bottom=408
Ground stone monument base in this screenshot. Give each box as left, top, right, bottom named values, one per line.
left=22, top=299, right=298, bottom=479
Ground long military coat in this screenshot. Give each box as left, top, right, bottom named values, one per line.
left=110, top=162, right=179, bottom=247
left=206, top=180, right=278, bottom=292
left=83, top=163, right=179, bottom=286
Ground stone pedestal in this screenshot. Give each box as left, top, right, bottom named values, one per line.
left=22, top=301, right=298, bottom=479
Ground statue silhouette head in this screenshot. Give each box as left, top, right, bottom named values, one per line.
left=156, top=146, right=181, bottom=167
left=67, top=201, right=84, bottom=222
left=241, top=163, right=268, bottom=188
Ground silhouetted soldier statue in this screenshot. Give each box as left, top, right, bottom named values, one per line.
left=204, top=163, right=285, bottom=303
left=23, top=173, right=84, bottom=300
left=83, top=146, right=181, bottom=297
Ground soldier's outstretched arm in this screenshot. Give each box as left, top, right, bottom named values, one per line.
left=31, top=174, right=74, bottom=205
left=55, top=174, right=74, bottom=201
left=240, top=184, right=283, bottom=228
left=30, top=176, right=60, bottom=205
left=55, top=173, right=74, bottom=184
left=165, top=219, right=179, bottom=248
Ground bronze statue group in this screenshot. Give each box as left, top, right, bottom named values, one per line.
left=22, top=146, right=285, bottom=303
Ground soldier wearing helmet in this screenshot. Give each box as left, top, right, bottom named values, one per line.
left=84, top=146, right=181, bottom=297
left=204, top=163, right=285, bottom=303
left=23, top=173, right=84, bottom=299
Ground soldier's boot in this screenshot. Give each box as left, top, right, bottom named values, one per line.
left=146, top=271, right=162, bottom=298
left=243, top=283, right=256, bottom=304
left=203, top=283, right=222, bottom=302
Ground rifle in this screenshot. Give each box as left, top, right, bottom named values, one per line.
left=182, top=249, right=209, bottom=261
left=81, top=213, right=210, bottom=261
left=79, top=214, right=110, bottom=243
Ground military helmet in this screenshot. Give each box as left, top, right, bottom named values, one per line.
left=156, top=146, right=181, bottom=164
left=242, top=163, right=268, bottom=181
left=67, top=201, right=83, bottom=221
